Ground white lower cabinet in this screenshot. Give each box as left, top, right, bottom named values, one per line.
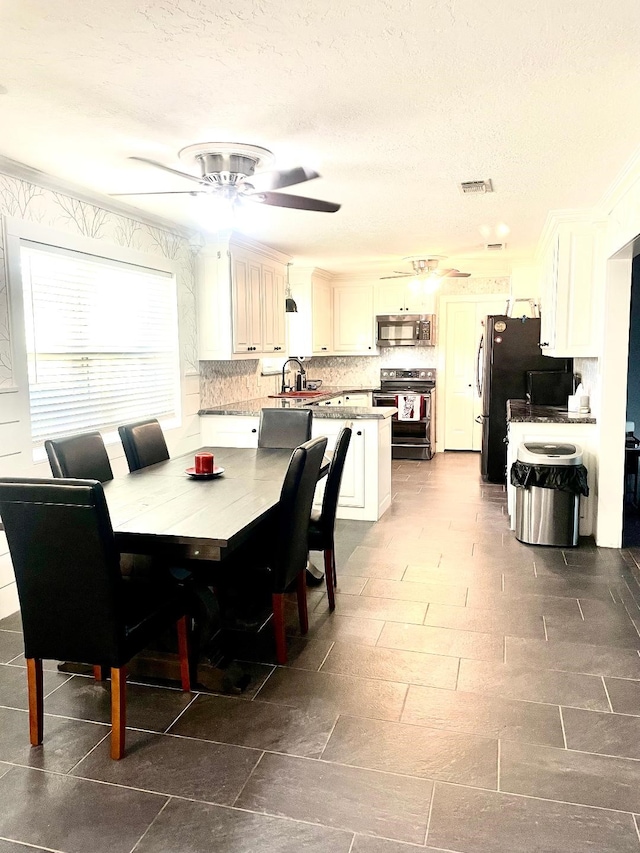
left=200, top=416, right=259, bottom=448
left=506, top=421, right=597, bottom=536
left=312, top=419, right=365, bottom=509
left=342, top=392, right=372, bottom=407
left=199, top=412, right=392, bottom=521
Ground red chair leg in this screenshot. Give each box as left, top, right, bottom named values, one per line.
left=110, top=666, right=126, bottom=760
left=296, top=570, right=309, bottom=634
left=272, top=593, right=287, bottom=665
left=324, top=549, right=335, bottom=611
left=176, top=615, right=191, bottom=692
left=93, top=665, right=107, bottom=681
left=26, top=658, right=43, bottom=746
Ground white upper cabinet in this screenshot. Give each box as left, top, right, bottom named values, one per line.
left=377, top=280, right=434, bottom=314
left=287, top=267, right=333, bottom=357
left=538, top=215, right=605, bottom=358
left=198, top=237, right=288, bottom=360
left=333, top=284, right=375, bottom=354
left=312, top=277, right=333, bottom=354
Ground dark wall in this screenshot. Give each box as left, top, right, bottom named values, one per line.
left=626, top=255, right=640, bottom=432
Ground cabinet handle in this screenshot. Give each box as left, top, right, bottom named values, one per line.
left=251, top=428, right=257, bottom=433
left=539, top=342, right=549, bottom=348
left=357, top=431, right=362, bottom=436
left=321, top=347, right=327, bottom=351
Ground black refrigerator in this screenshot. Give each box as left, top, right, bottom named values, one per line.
left=478, top=316, right=572, bottom=483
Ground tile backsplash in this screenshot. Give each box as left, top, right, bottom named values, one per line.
left=199, top=348, right=436, bottom=406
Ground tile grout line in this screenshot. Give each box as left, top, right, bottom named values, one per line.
left=346, top=833, right=356, bottom=853
left=542, top=615, right=548, bottom=641
left=576, top=600, right=585, bottom=621
left=316, top=641, right=336, bottom=672
left=162, top=692, right=200, bottom=734
left=633, top=814, right=640, bottom=848
left=423, top=782, right=436, bottom=846
left=129, top=795, right=173, bottom=853
left=558, top=706, right=568, bottom=749
left=601, top=677, right=614, bottom=713
left=230, top=749, right=267, bottom=808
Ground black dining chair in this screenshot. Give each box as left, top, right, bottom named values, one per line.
left=118, top=418, right=170, bottom=472
left=308, top=426, right=352, bottom=611
left=257, top=408, right=313, bottom=449
left=0, top=477, right=191, bottom=760
left=45, top=431, right=113, bottom=483
left=220, top=436, right=327, bottom=664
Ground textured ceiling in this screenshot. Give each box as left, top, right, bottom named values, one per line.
left=1, top=0, right=639, bottom=276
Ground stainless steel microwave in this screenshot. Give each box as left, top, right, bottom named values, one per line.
left=376, top=314, right=436, bottom=347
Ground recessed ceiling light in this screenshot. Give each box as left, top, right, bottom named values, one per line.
left=0, top=85, right=8, bottom=95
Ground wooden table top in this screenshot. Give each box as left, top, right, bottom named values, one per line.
left=103, top=446, right=327, bottom=562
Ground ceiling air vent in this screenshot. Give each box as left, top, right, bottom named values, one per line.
left=485, top=242, right=506, bottom=251
left=459, top=179, right=493, bottom=195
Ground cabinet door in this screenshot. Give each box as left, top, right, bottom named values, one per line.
left=200, top=416, right=259, bottom=447
left=232, top=257, right=262, bottom=353
left=539, top=236, right=559, bottom=352
left=261, top=263, right=286, bottom=354
left=333, top=285, right=375, bottom=354
left=312, top=279, right=332, bottom=353
left=312, top=421, right=366, bottom=509
left=377, top=281, right=409, bottom=314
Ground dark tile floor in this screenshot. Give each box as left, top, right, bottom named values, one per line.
left=3, top=452, right=640, bottom=851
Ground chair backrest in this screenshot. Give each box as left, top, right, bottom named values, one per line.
left=45, top=431, right=113, bottom=483
left=118, top=418, right=170, bottom=472
left=271, top=436, right=327, bottom=592
left=317, top=426, right=352, bottom=541
left=258, top=408, right=313, bottom=449
left=0, top=478, right=125, bottom=665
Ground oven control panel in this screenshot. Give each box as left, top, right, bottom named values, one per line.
left=380, top=369, right=436, bottom=382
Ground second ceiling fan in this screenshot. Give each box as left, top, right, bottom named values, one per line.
left=380, top=256, right=471, bottom=280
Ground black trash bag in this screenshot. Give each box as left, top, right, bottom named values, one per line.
left=510, top=461, right=589, bottom=496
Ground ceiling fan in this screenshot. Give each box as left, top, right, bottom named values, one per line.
left=110, top=142, right=341, bottom=213
left=380, top=256, right=471, bottom=280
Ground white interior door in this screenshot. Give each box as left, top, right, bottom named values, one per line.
left=442, top=296, right=508, bottom=451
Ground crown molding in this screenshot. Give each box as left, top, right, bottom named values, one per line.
left=599, top=145, right=640, bottom=214
left=0, top=154, right=196, bottom=238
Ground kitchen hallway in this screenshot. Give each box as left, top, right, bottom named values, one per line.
left=1, top=452, right=640, bottom=851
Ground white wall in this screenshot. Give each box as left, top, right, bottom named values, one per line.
left=0, top=168, right=202, bottom=617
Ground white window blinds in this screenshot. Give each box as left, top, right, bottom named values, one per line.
left=20, top=242, right=180, bottom=444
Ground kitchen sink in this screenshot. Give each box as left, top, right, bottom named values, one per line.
left=268, top=391, right=326, bottom=398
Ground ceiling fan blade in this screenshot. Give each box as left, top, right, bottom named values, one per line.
left=109, top=190, right=206, bottom=196
left=445, top=270, right=471, bottom=277
left=246, top=191, right=340, bottom=213
left=379, top=273, right=412, bottom=279
left=249, top=166, right=320, bottom=192
left=129, top=156, right=204, bottom=185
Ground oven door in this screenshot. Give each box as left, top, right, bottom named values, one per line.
left=373, top=392, right=433, bottom=459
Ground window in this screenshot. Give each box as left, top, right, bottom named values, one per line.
left=20, top=242, right=180, bottom=444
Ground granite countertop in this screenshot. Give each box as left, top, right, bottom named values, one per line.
left=507, top=399, right=597, bottom=425
left=199, top=387, right=395, bottom=420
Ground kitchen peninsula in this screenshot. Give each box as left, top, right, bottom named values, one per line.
left=199, top=389, right=394, bottom=522
left=506, top=400, right=598, bottom=537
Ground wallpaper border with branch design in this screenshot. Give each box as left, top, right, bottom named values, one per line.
left=0, top=172, right=199, bottom=390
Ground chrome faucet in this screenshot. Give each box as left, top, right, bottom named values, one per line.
left=281, top=358, right=306, bottom=393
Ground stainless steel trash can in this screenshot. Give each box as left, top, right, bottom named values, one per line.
left=514, top=442, right=583, bottom=547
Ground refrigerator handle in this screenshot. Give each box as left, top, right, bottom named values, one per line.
left=475, top=334, right=484, bottom=398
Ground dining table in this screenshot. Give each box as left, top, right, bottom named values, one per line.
left=103, top=445, right=330, bottom=564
